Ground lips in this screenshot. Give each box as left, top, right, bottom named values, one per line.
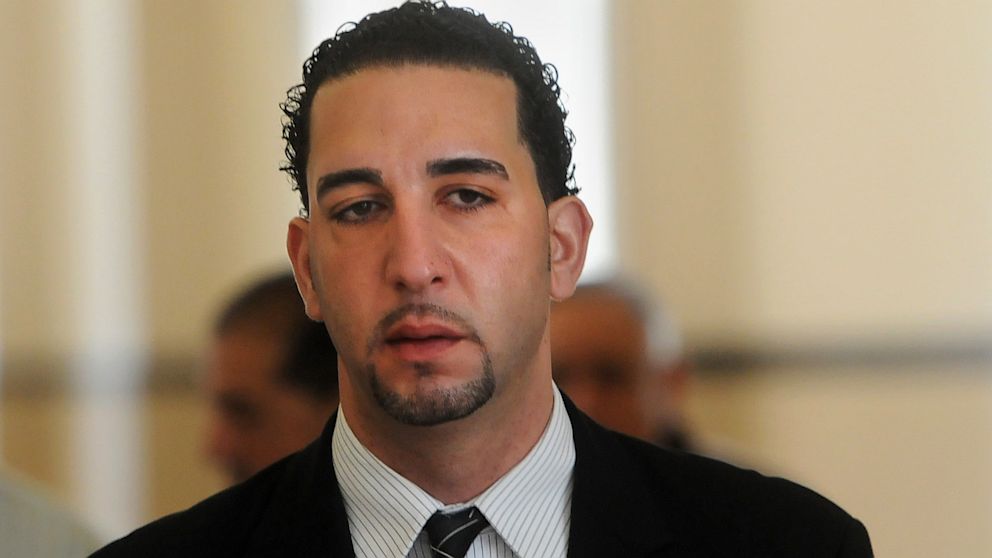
left=384, top=322, right=466, bottom=361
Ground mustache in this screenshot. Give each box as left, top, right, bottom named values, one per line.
left=367, top=303, right=483, bottom=354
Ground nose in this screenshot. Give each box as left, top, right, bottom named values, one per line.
left=384, top=204, right=446, bottom=293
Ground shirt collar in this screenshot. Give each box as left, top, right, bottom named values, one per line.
left=333, top=385, right=575, bottom=558
left=472, top=386, right=574, bottom=557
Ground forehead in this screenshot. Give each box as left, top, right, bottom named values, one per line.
left=307, top=65, right=524, bottom=180
left=312, top=63, right=517, bottom=118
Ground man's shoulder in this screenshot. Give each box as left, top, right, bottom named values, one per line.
left=606, top=430, right=872, bottom=556
left=91, top=460, right=290, bottom=558
left=565, top=398, right=872, bottom=557
left=618, top=433, right=851, bottom=519
left=92, top=415, right=351, bottom=558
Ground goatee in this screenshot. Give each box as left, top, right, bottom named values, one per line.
left=368, top=354, right=495, bottom=426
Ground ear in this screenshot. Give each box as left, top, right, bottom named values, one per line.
left=547, top=196, right=593, bottom=301
left=287, top=217, right=324, bottom=321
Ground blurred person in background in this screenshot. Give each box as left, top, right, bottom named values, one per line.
left=204, top=271, right=339, bottom=483
left=1, top=467, right=101, bottom=556
left=551, top=280, right=693, bottom=450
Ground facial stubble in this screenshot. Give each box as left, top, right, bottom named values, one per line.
left=368, top=353, right=495, bottom=426
left=366, top=303, right=496, bottom=426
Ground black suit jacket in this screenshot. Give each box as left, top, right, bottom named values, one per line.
left=93, top=397, right=872, bottom=557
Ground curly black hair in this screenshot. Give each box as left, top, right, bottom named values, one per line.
left=280, top=0, right=577, bottom=214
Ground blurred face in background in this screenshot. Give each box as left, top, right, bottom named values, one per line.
left=204, top=329, right=336, bottom=483
left=550, top=293, right=653, bottom=440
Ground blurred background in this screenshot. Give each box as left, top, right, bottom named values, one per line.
left=1, top=1, right=990, bottom=556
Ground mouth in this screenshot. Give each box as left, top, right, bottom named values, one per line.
left=384, top=322, right=467, bottom=361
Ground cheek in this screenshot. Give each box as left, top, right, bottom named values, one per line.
left=321, top=281, right=371, bottom=358
left=468, top=231, right=547, bottom=317
left=311, top=244, right=375, bottom=357
left=473, top=228, right=551, bottom=353
left=479, top=216, right=548, bottom=278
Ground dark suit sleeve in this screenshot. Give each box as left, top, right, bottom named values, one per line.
left=837, top=517, right=873, bottom=557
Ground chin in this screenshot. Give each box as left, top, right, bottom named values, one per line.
left=368, top=358, right=496, bottom=426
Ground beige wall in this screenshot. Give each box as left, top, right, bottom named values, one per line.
left=734, top=2, right=992, bottom=343
left=0, top=0, right=299, bottom=363
left=689, top=363, right=992, bottom=558
left=141, top=0, right=300, bottom=357
left=614, top=0, right=992, bottom=345
left=1, top=1, right=990, bottom=555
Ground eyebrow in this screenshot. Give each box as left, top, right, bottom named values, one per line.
left=315, top=167, right=383, bottom=199
left=427, top=157, right=509, bottom=180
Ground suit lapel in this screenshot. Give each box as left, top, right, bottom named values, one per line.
left=246, top=413, right=354, bottom=558
left=565, top=396, right=676, bottom=557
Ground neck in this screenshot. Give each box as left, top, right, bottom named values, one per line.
left=341, top=370, right=555, bottom=504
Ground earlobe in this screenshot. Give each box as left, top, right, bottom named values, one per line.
left=547, top=196, right=594, bottom=301
left=286, top=217, right=324, bottom=321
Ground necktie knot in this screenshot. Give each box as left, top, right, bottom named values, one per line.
left=424, top=506, right=489, bottom=558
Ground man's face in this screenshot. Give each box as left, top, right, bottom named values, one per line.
left=289, top=65, right=579, bottom=428
left=550, top=294, right=652, bottom=439
left=204, top=330, right=336, bottom=483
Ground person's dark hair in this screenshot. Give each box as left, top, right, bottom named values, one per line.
left=215, top=272, right=338, bottom=401
left=280, top=0, right=577, bottom=214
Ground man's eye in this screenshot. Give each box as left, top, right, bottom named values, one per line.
left=446, top=189, right=493, bottom=210
left=333, top=200, right=383, bottom=223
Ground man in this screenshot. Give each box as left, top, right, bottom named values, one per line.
left=551, top=280, right=693, bottom=450
left=204, top=271, right=339, bottom=483
left=94, top=2, right=872, bottom=556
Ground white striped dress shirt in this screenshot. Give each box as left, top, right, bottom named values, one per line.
left=332, top=385, right=575, bottom=558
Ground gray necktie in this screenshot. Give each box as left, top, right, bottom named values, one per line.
left=424, top=507, right=490, bottom=558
